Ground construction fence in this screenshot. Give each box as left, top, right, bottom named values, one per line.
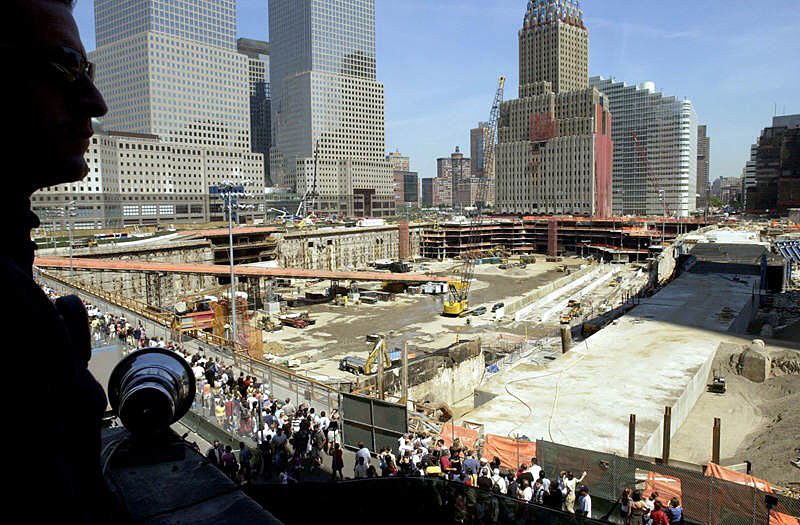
left=36, top=270, right=339, bottom=429
left=536, top=440, right=800, bottom=525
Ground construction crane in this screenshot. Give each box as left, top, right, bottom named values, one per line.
left=443, top=76, right=505, bottom=316
left=630, top=132, right=671, bottom=217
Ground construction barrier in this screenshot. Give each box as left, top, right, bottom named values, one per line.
left=644, top=471, right=682, bottom=505
left=772, top=512, right=800, bottom=525
left=440, top=423, right=479, bottom=451
left=705, top=462, right=773, bottom=493
left=481, top=434, right=537, bottom=469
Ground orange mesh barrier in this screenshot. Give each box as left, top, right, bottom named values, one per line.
left=644, top=472, right=682, bottom=505
left=705, top=463, right=773, bottom=493
left=481, top=434, right=536, bottom=469
left=771, top=512, right=800, bottom=525
left=440, top=423, right=479, bottom=451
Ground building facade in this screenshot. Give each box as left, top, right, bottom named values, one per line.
left=496, top=1, right=612, bottom=217
left=89, top=0, right=265, bottom=225
left=711, top=176, right=742, bottom=205
left=697, top=125, right=710, bottom=210
left=589, top=77, right=698, bottom=217
left=470, top=123, right=490, bottom=178
left=238, top=38, right=273, bottom=186
left=437, top=147, right=473, bottom=207
left=421, top=178, right=434, bottom=208
left=393, top=171, right=420, bottom=207
left=745, top=115, right=800, bottom=213
left=33, top=123, right=227, bottom=229
left=268, top=0, right=394, bottom=218
left=387, top=150, right=410, bottom=172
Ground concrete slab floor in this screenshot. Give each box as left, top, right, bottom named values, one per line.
left=459, top=271, right=761, bottom=458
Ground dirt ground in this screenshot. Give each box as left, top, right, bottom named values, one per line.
left=670, top=341, right=800, bottom=486
left=259, top=258, right=585, bottom=383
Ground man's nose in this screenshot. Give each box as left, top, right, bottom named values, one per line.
left=79, top=78, right=108, bottom=119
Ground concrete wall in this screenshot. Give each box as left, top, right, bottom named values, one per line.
left=639, top=342, right=717, bottom=457
left=362, top=340, right=485, bottom=406
left=55, top=242, right=217, bottom=306
left=507, top=263, right=598, bottom=321
left=276, top=224, right=426, bottom=270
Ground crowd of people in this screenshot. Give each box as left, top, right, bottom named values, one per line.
left=39, top=281, right=687, bottom=524
left=616, top=488, right=683, bottom=525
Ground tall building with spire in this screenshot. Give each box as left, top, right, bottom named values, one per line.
left=268, top=0, right=395, bottom=218
left=496, top=0, right=612, bottom=216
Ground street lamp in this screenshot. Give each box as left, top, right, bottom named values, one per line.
left=209, top=181, right=252, bottom=359
left=66, top=200, right=77, bottom=276
left=658, top=190, right=666, bottom=246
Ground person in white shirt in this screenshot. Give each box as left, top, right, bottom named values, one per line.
left=491, top=468, right=507, bottom=494
left=528, top=457, right=542, bottom=480
left=577, top=488, right=592, bottom=517
left=521, top=480, right=533, bottom=502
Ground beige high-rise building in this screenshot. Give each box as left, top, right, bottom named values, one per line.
left=387, top=150, right=410, bottom=172
left=496, top=0, right=613, bottom=217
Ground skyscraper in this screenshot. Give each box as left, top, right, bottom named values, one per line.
left=496, top=1, right=612, bottom=217
left=470, top=123, right=490, bottom=178
left=589, top=77, right=698, bottom=217
left=238, top=38, right=273, bottom=186
left=746, top=115, right=800, bottom=213
left=269, top=0, right=394, bottom=218
left=90, top=0, right=265, bottom=223
left=697, top=125, right=710, bottom=210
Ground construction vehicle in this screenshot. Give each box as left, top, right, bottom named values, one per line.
left=443, top=76, right=505, bottom=317
left=364, top=337, right=392, bottom=375
left=557, top=265, right=569, bottom=273
left=560, top=300, right=582, bottom=324
left=707, top=370, right=726, bottom=393
left=339, top=356, right=367, bottom=375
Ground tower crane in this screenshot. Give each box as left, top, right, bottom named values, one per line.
left=443, top=76, right=505, bottom=316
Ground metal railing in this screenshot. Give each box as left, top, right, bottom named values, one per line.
left=35, top=270, right=339, bottom=422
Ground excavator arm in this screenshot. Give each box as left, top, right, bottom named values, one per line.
left=364, top=338, right=392, bottom=375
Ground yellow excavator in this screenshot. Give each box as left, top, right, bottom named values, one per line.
left=363, top=337, right=392, bottom=375
left=443, top=76, right=505, bottom=317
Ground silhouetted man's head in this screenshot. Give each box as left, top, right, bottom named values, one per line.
left=5, top=0, right=107, bottom=195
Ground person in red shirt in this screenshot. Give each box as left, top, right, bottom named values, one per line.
left=650, top=500, right=671, bottom=525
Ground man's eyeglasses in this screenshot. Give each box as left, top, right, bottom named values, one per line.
left=5, top=45, right=95, bottom=83
left=47, top=46, right=95, bottom=83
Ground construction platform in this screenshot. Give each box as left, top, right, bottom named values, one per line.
left=33, top=257, right=451, bottom=283
left=466, top=269, right=760, bottom=458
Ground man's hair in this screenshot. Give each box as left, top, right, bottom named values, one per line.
left=54, top=0, right=76, bottom=7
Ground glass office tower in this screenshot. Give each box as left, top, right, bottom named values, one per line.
left=269, top=0, right=394, bottom=218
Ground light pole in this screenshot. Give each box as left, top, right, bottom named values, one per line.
left=66, top=200, right=77, bottom=276
left=210, top=181, right=251, bottom=360
left=659, top=191, right=666, bottom=246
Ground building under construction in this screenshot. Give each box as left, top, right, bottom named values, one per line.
left=421, top=216, right=708, bottom=261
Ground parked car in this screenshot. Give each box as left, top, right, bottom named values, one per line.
left=492, top=303, right=505, bottom=312
left=472, top=306, right=487, bottom=316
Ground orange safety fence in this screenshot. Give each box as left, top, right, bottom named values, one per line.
left=481, top=434, right=537, bottom=470
left=643, top=472, right=682, bottom=506
left=440, top=423, right=479, bottom=451
left=772, top=512, right=800, bottom=525
left=705, top=462, right=773, bottom=493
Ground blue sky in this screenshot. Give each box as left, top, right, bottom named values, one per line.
left=72, top=0, right=800, bottom=182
